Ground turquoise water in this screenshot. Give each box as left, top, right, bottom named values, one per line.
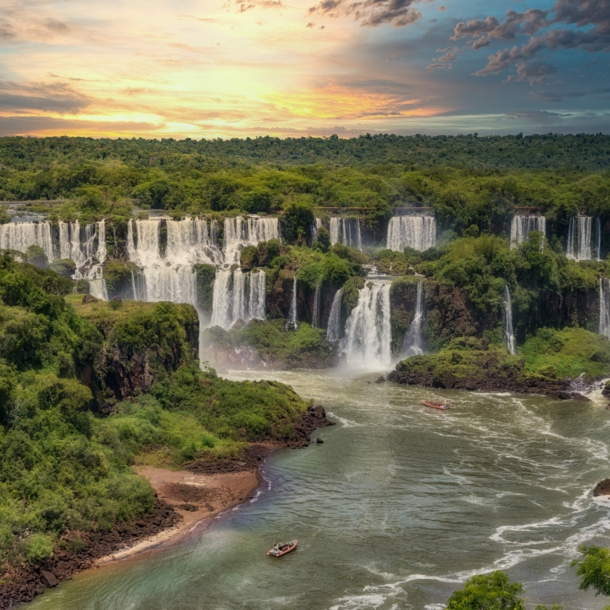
left=28, top=371, right=610, bottom=609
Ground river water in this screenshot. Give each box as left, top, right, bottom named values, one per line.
left=28, top=371, right=610, bottom=609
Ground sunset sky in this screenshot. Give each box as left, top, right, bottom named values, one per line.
left=0, top=0, right=608, bottom=138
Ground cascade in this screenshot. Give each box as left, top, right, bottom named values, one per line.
left=386, top=216, right=436, bottom=252
left=344, top=281, right=392, bottom=368
left=0, top=220, right=54, bottom=262
left=329, top=218, right=362, bottom=250
left=286, top=277, right=299, bottom=330
left=166, top=218, right=221, bottom=265
left=567, top=216, right=600, bottom=261
left=600, top=278, right=610, bottom=339
left=210, top=268, right=266, bottom=330
left=503, top=285, right=517, bottom=355
left=312, top=284, right=321, bottom=328
left=223, top=216, right=280, bottom=265
left=400, top=282, right=424, bottom=357
left=312, top=218, right=322, bottom=244
left=326, top=289, right=343, bottom=342
left=510, top=215, right=546, bottom=248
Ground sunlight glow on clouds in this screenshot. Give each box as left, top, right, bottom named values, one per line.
left=0, top=0, right=608, bottom=137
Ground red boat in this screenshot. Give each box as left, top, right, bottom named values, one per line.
left=421, top=400, right=451, bottom=410
left=267, top=539, right=298, bottom=557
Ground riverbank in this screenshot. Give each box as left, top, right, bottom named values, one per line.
left=0, top=405, right=333, bottom=609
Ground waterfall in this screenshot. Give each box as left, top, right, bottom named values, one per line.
left=329, top=218, right=362, bottom=251
left=0, top=220, right=54, bottom=262
left=510, top=215, right=546, bottom=248
left=210, top=269, right=267, bottom=330
left=326, top=289, right=343, bottom=342
left=567, top=216, right=591, bottom=261
left=166, top=218, right=220, bottom=265
left=600, top=278, right=610, bottom=339
left=503, top=285, right=517, bottom=355
left=386, top=216, right=436, bottom=252
left=312, top=284, right=321, bottom=328
left=286, top=277, right=299, bottom=330
left=344, top=281, right=392, bottom=368
left=223, top=216, right=281, bottom=265
left=400, top=282, right=424, bottom=358
left=312, top=218, right=322, bottom=244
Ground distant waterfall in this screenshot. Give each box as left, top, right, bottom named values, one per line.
left=567, top=216, right=600, bottom=261
left=312, top=284, right=321, bottom=328
left=0, top=220, right=54, bottom=262
left=400, top=282, right=424, bottom=358
left=503, top=286, right=517, bottom=355
left=223, top=216, right=281, bottom=265
left=329, top=218, right=362, bottom=251
left=210, top=269, right=266, bottom=330
left=344, top=282, right=392, bottom=368
left=312, top=218, right=322, bottom=244
left=286, top=277, right=299, bottom=330
left=600, top=278, right=610, bottom=339
left=510, top=215, right=546, bottom=248
left=386, top=216, right=436, bottom=252
left=127, top=219, right=197, bottom=305
left=326, top=289, right=343, bottom=342
left=166, top=218, right=220, bottom=265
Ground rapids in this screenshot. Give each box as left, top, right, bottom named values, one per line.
left=28, top=370, right=610, bottom=610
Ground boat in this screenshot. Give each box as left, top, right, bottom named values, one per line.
left=421, top=400, right=451, bottom=410
left=267, top=539, right=298, bottom=557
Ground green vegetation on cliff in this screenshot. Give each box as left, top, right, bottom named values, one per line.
left=0, top=256, right=309, bottom=572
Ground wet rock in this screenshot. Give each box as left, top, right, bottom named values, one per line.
left=316, top=437, right=324, bottom=444
left=81, top=294, right=98, bottom=304
left=548, top=391, right=573, bottom=400
left=40, top=571, right=58, bottom=588
left=112, top=295, right=122, bottom=301
left=594, top=478, right=610, bottom=496
left=570, top=392, right=591, bottom=402
left=375, top=375, right=386, bottom=383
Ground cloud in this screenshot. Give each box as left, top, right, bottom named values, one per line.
left=504, top=60, right=557, bottom=85
left=0, top=116, right=163, bottom=137
left=530, top=90, right=587, bottom=102
left=0, top=80, right=90, bottom=114
left=426, top=62, right=451, bottom=70
left=455, top=0, right=610, bottom=82
left=308, top=0, right=424, bottom=28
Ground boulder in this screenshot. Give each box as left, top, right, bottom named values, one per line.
left=81, top=294, right=98, bottom=304
left=40, top=571, right=58, bottom=588
left=593, top=478, right=610, bottom=496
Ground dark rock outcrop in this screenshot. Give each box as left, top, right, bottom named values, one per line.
left=593, top=479, right=610, bottom=497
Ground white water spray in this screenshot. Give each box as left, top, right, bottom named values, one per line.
left=344, top=281, right=392, bottom=369
left=510, top=215, right=546, bottom=248
left=400, top=282, right=425, bottom=358
left=386, top=216, right=436, bottom=252
left=503, top=285, right=517, bottom=355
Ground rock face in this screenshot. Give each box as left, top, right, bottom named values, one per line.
left=0, top=500, right=181, bottom=610
left=287, top=405, right=336, bottom=448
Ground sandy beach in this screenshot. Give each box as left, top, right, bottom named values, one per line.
left=95, top=466, right=261, bottom=565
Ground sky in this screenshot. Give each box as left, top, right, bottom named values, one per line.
left=0, top=0, right=608, bottom=138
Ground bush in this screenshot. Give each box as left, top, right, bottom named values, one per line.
left=22, top=533, right=54, bottom=564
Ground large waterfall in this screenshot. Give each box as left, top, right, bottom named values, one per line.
left=326, top=289, right=343, bottom=342
left=503, top=285, right=517, bottom=355
left=166, top=218, right=220, bottom=265
left=400, top=282, right=424, bottom=358
left=0, top=219, right=108, bottom=299
left=600, top=279, right=610, bottom=339
left=386, top=216, right=436, bottom=252
left=223, top=216, right=280, bottom=265
left=344, top=281, right=392, bottom=368
left=567, top=216, right=600, bottom=261
left=510, top=215, right=546, bottom=248
left=210, top=268, right=266, bottom=330
left=329, top=218, right=362, bottom=251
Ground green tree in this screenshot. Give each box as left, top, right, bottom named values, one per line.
left=572, top=546, right=610, bottom=598
left=445, top=571, right=526, bottom=610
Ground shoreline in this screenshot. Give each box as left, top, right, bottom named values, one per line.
left=0, top=405, right=334, bottom=609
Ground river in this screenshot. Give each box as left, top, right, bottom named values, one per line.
left=28, top=370, right=610, bottom=609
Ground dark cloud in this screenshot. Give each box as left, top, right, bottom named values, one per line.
left=454, top=0, right=610, bottom=82
left=308, top=0, right=423, bottom=28
left=530, top=90, right=587, bottom=102
left=504, top=60, right=557, bottom=85
left=0, top=81, right=90, bottom=114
